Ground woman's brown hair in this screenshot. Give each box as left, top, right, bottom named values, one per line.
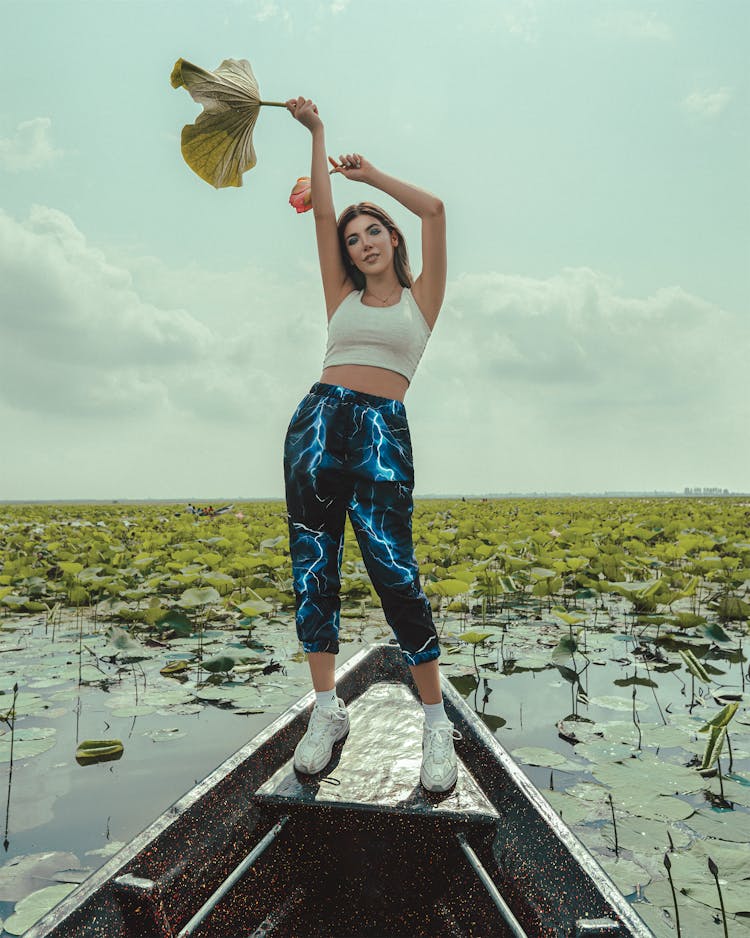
left=336, top=203, right=413, bottom=291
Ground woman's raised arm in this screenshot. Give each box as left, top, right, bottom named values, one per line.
left=332, top=155, right=446, bottom=326
left=286, top=97, right=353, bottom=316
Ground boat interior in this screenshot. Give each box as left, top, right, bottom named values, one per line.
left=29, top=645, right=651, bottom=938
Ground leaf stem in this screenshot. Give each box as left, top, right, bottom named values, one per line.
left=708, top=857, right=729, bottom=938
left=608, top=792, right=619, bottom=857
left=663, top=853, right=682, bottom=938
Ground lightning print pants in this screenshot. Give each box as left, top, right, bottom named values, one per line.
left=283, top=382, right=440, bottom=666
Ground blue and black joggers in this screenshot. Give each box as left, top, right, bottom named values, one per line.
left=283, top=382, right=440, bottom=666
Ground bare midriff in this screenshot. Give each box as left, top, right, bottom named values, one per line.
left=319, top=364, right=409, bottom=402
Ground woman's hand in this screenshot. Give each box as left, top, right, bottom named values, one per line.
left=328, top=153, right=375, bottom=183
left=286, top=96, right=322, bottom=132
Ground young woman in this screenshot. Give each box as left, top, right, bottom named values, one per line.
left=284, top=95, right=458, bottom=792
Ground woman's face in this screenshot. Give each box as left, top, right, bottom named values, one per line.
left=343, top=214, right=399, bottom=277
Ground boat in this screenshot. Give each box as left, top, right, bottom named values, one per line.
left=26, top=643, right=654, bottom=937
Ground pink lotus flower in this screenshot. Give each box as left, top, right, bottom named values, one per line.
left=289, top=176, right=312, bottom=213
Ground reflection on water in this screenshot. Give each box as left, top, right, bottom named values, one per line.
left=0, top=599, right=748, bottom=936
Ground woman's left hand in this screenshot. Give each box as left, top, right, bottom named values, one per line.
left=328, top=153, right=374, bottom=182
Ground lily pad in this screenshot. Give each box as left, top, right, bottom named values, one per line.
left=142, top=728, right=186, bottom=742
left=0, top=727, right=56, bottom=763
left=543, top=790, right=597, bottom=825
left=109, top=703, right=157, bottom=718
left=588, top=695, right=650, bottom=712
left=511, top=746, right=585, bottom=773
left=593, top=753, right=706, bottom=794
left=686, top=809, right=750, bottom=842
left=85, top=841, right=126, bottom=858
left=0, top=851, right=79, bottom=902
left=597, top=855, right=652, bottom=894
left=3, top=882, right=77, bottom=935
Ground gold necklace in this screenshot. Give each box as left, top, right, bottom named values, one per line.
left=365, top=285, right=399, bottom=305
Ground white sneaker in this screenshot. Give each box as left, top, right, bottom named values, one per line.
left=293, top=699, right=349, bottom=774
left=421, top=721, right=462, bottom=792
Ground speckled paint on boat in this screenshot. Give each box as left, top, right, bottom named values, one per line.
left=25, top=645, right=654, bottom=937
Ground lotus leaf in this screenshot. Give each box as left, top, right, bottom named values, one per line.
left=160, top=660, right=191, bottom=676
left=3, top=883, right=77, bottom=935
left=0, top=851, right=79, bottom=902
left=597, top=855, right=652, bottom=894
left=75, top=739, right=124, bottom=764
left=588, top=695, right=650, bottom=712
left=593, top=753, right=705, bottom=794
left=177, top=586, right=221, bottom=608
left=543, top=791, right=595, bottom=825
left=0, top=727, right=57, bottom=763
left=458, top=630, right=492, bottom=644
left=511, top=746, right=584, bottom=773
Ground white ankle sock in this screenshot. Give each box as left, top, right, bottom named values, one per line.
left=422, top=700, right=448, bottom=727
left=315, top=688, right=338, bottom=709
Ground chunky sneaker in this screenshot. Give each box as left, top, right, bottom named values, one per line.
left=293, top=699, right=349, bottom=774
left=421, top=721, right=462, bottom=792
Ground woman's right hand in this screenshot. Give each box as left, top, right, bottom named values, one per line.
left=286, top=96, right=323, bottom=132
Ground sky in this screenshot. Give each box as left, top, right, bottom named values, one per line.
left=1, top=0, right=748, bottom=499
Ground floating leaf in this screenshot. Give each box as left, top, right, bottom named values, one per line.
left=0, top=728, right=56, bottom=763
left=75, top=739, right=124, bottom=765
left=0, top=852, right=79, bottom=903
left=3, top=883, right=77, bottom=935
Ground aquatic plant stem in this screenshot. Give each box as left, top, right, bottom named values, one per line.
left=77, top=604, right=83, bottom=687
left=716, top=755, right=725, bottom=802
left=632, top=686, right=642, bottom=750
left=663, top=853, right=682, bottom=938
left=644, top=657, right=668, bottom=725
left=726, top=731, right=734, bottom=773
left=608, top=793, right=619, bottom=857
left=708, top=857, right=729, bottom=938
left=3, top=684, right=18, bottom=852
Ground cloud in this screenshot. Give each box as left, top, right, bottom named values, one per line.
left=595, top=10, right=672, bottom=41
left=430, top=268, right=745, bottom=413
left=499, top=0, right=539, bottom=43
left=0, top=118, right=63, bottom=172
left=0, top=206, right=324, bottom=422
left=682, top=87, right=732, bottom=119
left=1, top=206, right=746, bottom=496
left=0, top=206, right=215, bottom=417
left=407, top=268, right=747, bottom=493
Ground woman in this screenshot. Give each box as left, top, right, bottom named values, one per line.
left=284, top=95, right=458, bottom=792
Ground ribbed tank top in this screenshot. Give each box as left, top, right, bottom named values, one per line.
left=322, top=288, right=432, bottom=383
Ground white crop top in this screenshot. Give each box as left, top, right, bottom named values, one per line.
left=322, top=288, right=432, bottom=383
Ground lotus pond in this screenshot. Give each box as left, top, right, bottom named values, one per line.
left=0, top=497, right=748, bottom=937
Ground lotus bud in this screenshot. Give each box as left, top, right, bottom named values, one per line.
left=289, top=176, right=312, bottom=213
